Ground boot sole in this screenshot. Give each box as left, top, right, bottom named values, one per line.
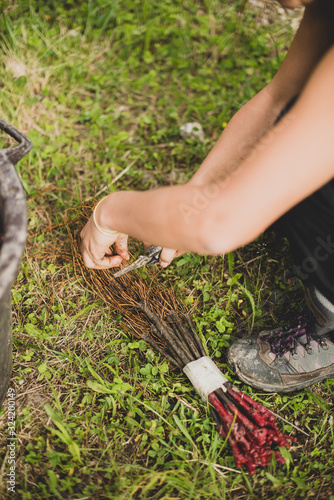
left=231, top=361, right=334, bottom=393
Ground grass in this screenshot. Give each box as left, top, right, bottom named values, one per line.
left=0, top=0, right=333, bottom=498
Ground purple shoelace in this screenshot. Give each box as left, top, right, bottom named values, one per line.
left=260, top=315, right=322, bottom=357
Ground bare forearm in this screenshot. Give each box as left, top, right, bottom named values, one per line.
left=81, top=2, right=334, bottom=270
left=189, top=86, right=284, bottom=187
left=99, top=46, right=334, bottom=257
left=190, top=0, right=334, bottom=189
left=97, top=186, right=211, bottom=253
left=93, top=85, right=298, bottom=255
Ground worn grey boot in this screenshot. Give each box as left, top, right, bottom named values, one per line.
left=227, top=285, right=334, bottom=393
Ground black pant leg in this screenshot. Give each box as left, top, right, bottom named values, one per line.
left=272, top=96, right=334, bottom=302
left=274, top=181, right=334, bottom=303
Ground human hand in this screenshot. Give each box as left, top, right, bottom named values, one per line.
left=80, top=199, right=130, bottom=269
left=143, top=244, right=185, bottom=268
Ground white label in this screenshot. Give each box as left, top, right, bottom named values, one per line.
left=183, top=356, right=228, bottom=402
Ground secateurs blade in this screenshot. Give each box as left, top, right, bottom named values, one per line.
left=113, top=245, right=162, bottom=278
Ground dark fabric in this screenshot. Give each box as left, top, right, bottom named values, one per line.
left=274, top=182, right=334, bottom=303
left=272, top=97, right=334, bottom=303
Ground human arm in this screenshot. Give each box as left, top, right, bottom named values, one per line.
left=155, top=0, right=334, bottom=265
left=81, top=43, right=334, bottom=268
left=189, top=0, right=334, bottom=188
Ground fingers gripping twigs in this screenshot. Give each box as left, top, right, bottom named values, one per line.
left=80, top=197, right=130, bottom=269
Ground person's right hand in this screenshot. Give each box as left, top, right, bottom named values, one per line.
left=144, top=244, right=186, bottom=268
left=160, top=248, right=186, bottom=267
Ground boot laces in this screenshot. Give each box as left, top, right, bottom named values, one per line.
left=260, top=315, right=324, bottom=357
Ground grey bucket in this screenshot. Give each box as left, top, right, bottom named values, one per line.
left=0, top=120, right=32, bottom=408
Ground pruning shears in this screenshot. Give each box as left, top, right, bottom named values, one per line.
left=113, top=245, right=162, bottom=278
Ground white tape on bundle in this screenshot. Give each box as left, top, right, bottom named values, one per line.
left=183, top=356, right=228, bottom=402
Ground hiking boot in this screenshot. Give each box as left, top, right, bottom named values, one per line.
left=227, top=286, right=334, bottom=393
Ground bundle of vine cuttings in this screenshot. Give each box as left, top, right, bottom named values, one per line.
left=65, top=204, right=294, bottom=475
